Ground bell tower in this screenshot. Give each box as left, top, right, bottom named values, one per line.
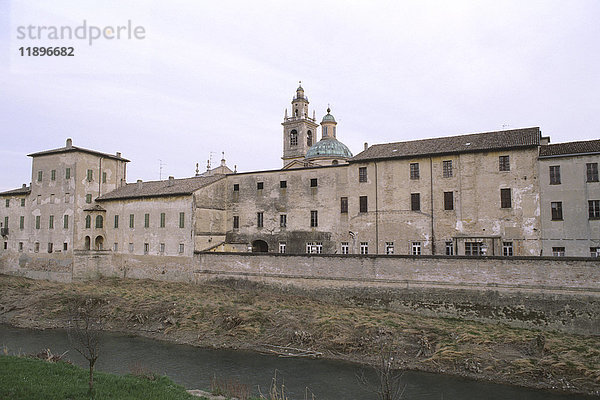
left=282, top=82, right=319, bottom=167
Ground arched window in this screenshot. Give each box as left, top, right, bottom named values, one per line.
left=323, top=126, right=328, bottom=137
left=95, top=215, right=103, bottom=229
left=294, top=109, right=298, bottom=116
left=290, top=130, right=298, bottom=146
left=307, top=130, right=313, bottom=146
left=85, top=215, right=91, bottom=229
left=84, top=236, right=91, bottom=250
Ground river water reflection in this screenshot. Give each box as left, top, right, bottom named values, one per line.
left=0, top=325, right=594, bottom=400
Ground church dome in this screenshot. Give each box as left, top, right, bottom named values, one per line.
left=305, top=138, right=353, bottom=160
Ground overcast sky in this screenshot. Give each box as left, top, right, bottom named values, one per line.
left=1, top=0, right=599, bottom=191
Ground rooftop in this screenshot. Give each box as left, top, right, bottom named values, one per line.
left=351, top=127, right=541, bottom=162
left=0, top=185, right=30, bottom=197
left=539, top=139, right=600, bottom=158
left=28, top=139, right=130, bottom=162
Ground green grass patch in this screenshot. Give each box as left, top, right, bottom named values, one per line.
left=0, top=355, right=196, bottom=400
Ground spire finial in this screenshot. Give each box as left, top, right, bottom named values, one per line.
left=327, top=104, right=331, bottom=114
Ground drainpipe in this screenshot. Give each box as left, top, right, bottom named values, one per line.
left=429, top=157, right=435, bottom=255
left=98, top=157, right=103, bottom=197
left=375, top=161, right=379, bottom=254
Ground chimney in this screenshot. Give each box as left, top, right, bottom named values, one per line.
left=116, top=152, right=121, bottom=158
left=168, top=176, right=175, bottom=186
left=66, top=138, right=72, bottom=148
left=364, top=142, right=368, bottom=151
left=137, top=179, right=142, bottom=190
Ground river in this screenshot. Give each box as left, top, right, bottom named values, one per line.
left=0, top=325, right=594, bottom=400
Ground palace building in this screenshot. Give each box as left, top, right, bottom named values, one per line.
left=1, top=85, right=599, bottom=258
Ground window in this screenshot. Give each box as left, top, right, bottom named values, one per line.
left=113, top=243, right=118, bottom=252
left=179, top=243, right=185, bottom=254
left=499, top=156, right=510, bottom=172
left=129, top=214, right=135, bottom=228
left=307, top=131, right=313, bottom=146
left=21, top=198, right=25, bottom=207
left=34, top=242, right=39, bottom=252
left=590, top=247, right=600, bottom=257
left=257, top=212, right=264, bottom=228
left=35, top=216, right=40, bottom=229
left=411, top=242, right=422, bottom=255
left=233, top=184, right=239, bottom=191
left=47, top=243, right=53, bottom=253
left=280, top=214, right=287, bottom=228
left=65, top=193, right=70, bottom=203
left=549, top=166, right=561, bottom=185
left=95, top=215, right=103, bottom=228
left=144, top=243, right=149, bottom=254
left=37, top=171, right=42, bottom=182
left=280, top=180, right=287, bottom=189
left=114, top=215, right=119, bottom=228
left=359, top=196, right=368, bottom=213
left=443, top=160, right=453, bottom=178
left=160, top=213, right=166, bottom=228
left=87, top=169, right=93, bottom=182
left=340, top=197, right=348, bottom=214
left=310, top=210, right=318, bottom=227
left=50, top=194, right=55, bottom=204
left=102, top=172, right=107, bottom=183
left=503, top=241, right=514, bottom=256
left=160, top=243, right=165, bottom=254
left=306, top=242, right=323, bottom=254
left=257, top=182, right=264, bottom=190
left=587, top=163, right=599, bottom=182
left=341, top=242, right=349, bottom=254
left=444, top=191, right=454, bottom=210
left=323, top=126, right=328, bottom=136
left=144, top=213, right=150, bottom=228
left=51, top=169, right=56, bottom=181
left=359, top=167, right=367, bottom=182
left=279, top=242, right=286, bottom=254
left=129, top=243, right=134, bottom=253
left=290, top=130, right=298, bottom=146
left=310, top=178, right=318, bottom=187
left=179, top=212, right=185, bottom=228
left=411, top=193, right=420, bottom=211
left=233, top=216, right=239, bottom=229
left=410, top=163, right=420, bottom=180
left=65, top=168, right=71, bottom=179
left=3, top=216, right=7, bottom=230
left=551, top=202, right=563, bottom=220
left=85, top=215, right=91, bottom=229
left=63, top=215, right=68, bottom=229
left=63, top=243, right=68, bottom=251
left=360, top=242, right=369, bottom=255
left=552, top=247, right=565, bottom=257
left=37, top=195, right=41, bottom=204
left=18, top=242, right=23, bottom=252
left=589, top=200, right=600, bottom=219
left=385, top=242, right=394, bottom=255
left=85, top=194, right=92, bottom=204
left=445, top=241, right=454, bottom=255
left=465, top=242, right=483, bottom=256
left=5, top=199, right=8, bottom=207
left=2, top=241, right=6, bottom=250
left=500, top=188, right=512, bottom=209
left=20, top=216, right=24, bottom=230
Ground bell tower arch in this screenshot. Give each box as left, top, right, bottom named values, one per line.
left=282, top=82, right=319, bottom=167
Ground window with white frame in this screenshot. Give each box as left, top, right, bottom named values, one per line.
left=411, top=241, right=421, bottom=255
left=465, top=242, right=483, bottom=256
left=279, top=242, right=286, bottom=253
left=445, top=241, right=454, bottom=255
left=341, top=242, right=349, bottom=254
left=590, top=247, right=600, bottom=257
left=385, top=242, right=394, bottom=255
left=306, top=242, right=323, bottom=254
left=552, top=247, right=565, bottom=257
left=360, top=242, right=368, bottom=254
left=502, top=241, right=513, bottom=256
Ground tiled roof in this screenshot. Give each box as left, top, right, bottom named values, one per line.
left=28, top=145, right=129, bottom=162
left=96, top=175, right=225, bottom=201
left=0, top=185, right=30, bottom=196
left=539, top=139, right=600, bottom=157
left=351, top=127, right=541, bottom=162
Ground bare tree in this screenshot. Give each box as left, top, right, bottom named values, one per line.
left=357, top=338, right=406, bottom=400
left=68, top=297, right=103, bottom=392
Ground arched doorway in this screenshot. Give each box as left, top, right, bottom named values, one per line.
left=84, top=236, right=91, bottom=250
left=251, top=240, right=268, bottom=253
left=95, top=236, right=104, bottom=250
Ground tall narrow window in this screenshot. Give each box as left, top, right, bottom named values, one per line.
left=290, top=130, right=298, bottom=146
left=179, top=243, right=184, bottom=254
left=233, top=216, right=239, bottom=229
left=444, top=191, right=454, bottom=210
left=310, top=210, right=318, bottom=227
left=307, top=131, right=313, bottom=146
left=102, top=172, right=107, bottom=183
left=63, top=215, right=68, bottom=229
left=144, top=243, right=149, bottom=254
left=359, top=196, right=368, bottom=213
left=549, top=166, right=561, bottom=185
left=87, top=169, right=93, bottom=182
left=385, top=242, right=394, bottom=255
left=95, top=215, right=103, bottom=228
left=5, top=199, right=8, bottom=207
left=20, top=216, right=24, bottom=230
left=341, top=242, right=349, bottom=254
left=3, top=216, right=8, bottom=228
left=359, top=167, right=367, bottom=182
left=35, top=216, right=40, bottom=229
left=500, top=188, right=512, bottom=208
left=51, top=169, right=56, bottom=181
left=37, top=171, right=42, bottom=182
left=144, top=213, right=150, bottom=228
left=179, top=212, right=185, bottom=228
left=129, top=214, right=135, bottom=228
left=280, top=214, right=287, bottom=228
left=114, top=215, right=119, bottom=228
left=21, top=198, right=25, bottom=207
left=360, top=242, right=369, bottom=255
left=499, top=155, right=510, bottom=171
left=160, top=213, right=166, bottom=228
left=411, top=193, right=420, bottom=211
left=279, top=242, right=286, bottom=254
left=48, top=243, right=53, bottom=253
left=340, top=197, right=348, bottom=214
left=587, top=163, right=599, bottom=182
left=160, top=243, right=165, bottom=254
left=85, top=215, right=91, bottom=229
left=589, top=200, right=600, bottom=219
left=85, top=194, right=92, bottom=204
left=257, top=212, right=264, bottom=228
left=551, top=202, right=563, bottom=220
left=443, top=160, right=453, bottom=178
left=410, top=163, right=420, bottom=180
left=65, top=168, right=71, bottom=179
left=63, top=243, right=68, bottom=251
left=445, top=241, right=454, bottom=255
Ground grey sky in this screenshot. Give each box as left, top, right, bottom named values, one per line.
left=1, top=0, right=599, bottom=191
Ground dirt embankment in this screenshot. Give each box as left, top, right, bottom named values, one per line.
left=0, top=274, right=598, bottom=397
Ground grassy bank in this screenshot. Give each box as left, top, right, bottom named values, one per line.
left=0, top=355, right=198, bottom=400
left=0, top=274, right=599, bottom=396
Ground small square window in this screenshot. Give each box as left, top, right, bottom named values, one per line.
left=385, top=242, right=394, bottom=255
left=310, top=178, right=318, bottom=187
left=411, top=241, right=422, bottom=255
left=233, top=184, right=239, bottom=191
left=360, top=242, right=369, bottom=255
left=85, top=194, right=92, bottom=204
left=257, top=182, right=264, bottom=190
left=552, top=247, right=565, bottom=257
left=280, top=180, right=287, bottom=189
left=279, top=242, right=286, bottom=253
left=590, top=247, right=600, bottom=257
left=503, top=241, right=513, bottom=256
left=18, top=242, right=23, bottom=252
left=341, top=242, right=349, bottom=254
